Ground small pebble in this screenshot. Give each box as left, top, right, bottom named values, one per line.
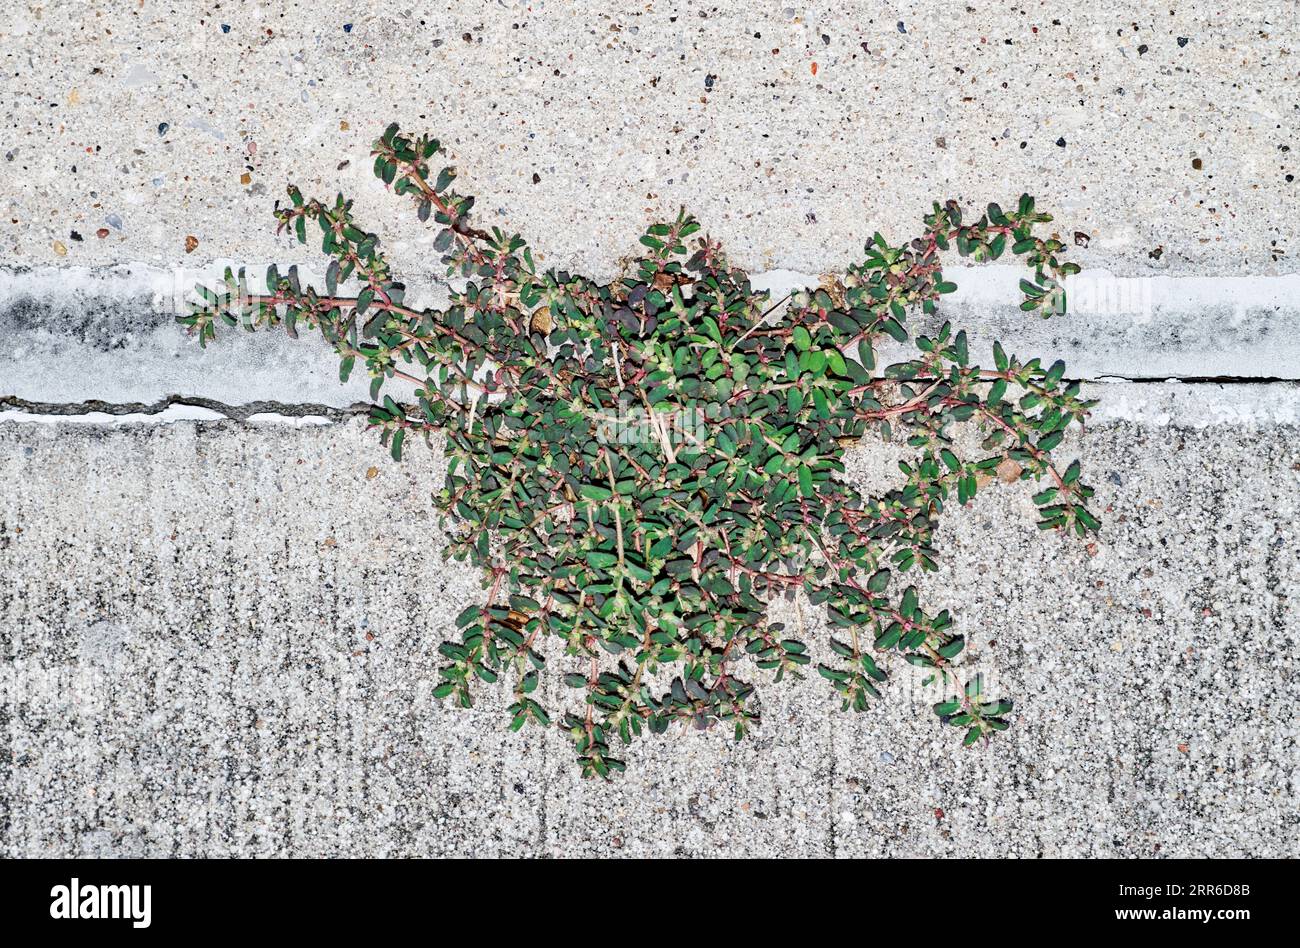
left=95, top=228, right=109, bottom=239
left=105, top=213, right=123, bottom=231
left=158, top=122, right=169, bottom=136
left=184, top=235, right=199, bottom=253
left=343, top=23, right=353, bottom=33
left=879, top=751, right=895, bottom=764
left=1107, top=471, right=1124, bottom=486
left=1177, top=36, right=1189, bottom=47
left=52, top=240, right=67, bottom=256
left=1056, top=137, right=1067, bottom=147
left=897, top=21, right=906, bottom=33
left=221, top=24, right=230, bottom=33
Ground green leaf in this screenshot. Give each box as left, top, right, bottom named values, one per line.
left=798, top=464, right=814, bottom=497
left=937, top=637, right=964, bottom=659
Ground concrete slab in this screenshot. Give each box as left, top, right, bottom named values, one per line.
left=1, top=406, right=1296, bottom=857
left=3, top=2, right=1296, bottom=281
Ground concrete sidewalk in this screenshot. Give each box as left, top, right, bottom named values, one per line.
left=1, top=0, right=1297, bottom=858
left=4, top=2, right=1296, bottom=280
left=1, top=405, right=1296, bottom=857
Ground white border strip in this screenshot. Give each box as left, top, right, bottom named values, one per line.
left=5, top=263, right=1299, bottom=314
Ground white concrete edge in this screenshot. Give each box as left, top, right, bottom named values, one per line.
left=5, top=262, right=1300, bottom=317
left=4, top=263, right=1298, bottom=429
left=0, top=406, right=335, bottom=426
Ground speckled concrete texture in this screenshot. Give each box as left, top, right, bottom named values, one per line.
left=1, top=409, right=1297, bottom=857
left=3, top=1, right=1296, bottom=283
left=2, top=0, right=1298, bottom=859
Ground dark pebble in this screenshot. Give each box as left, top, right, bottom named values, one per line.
left=70, top=230, right=83, bottom=241
left=343, top=23, right=352, bottom=33
left=1107, top=472, right=1123, bottom=486
left=1177, top=37, right=1189, bottom=47
left=532, top=172, right=541, bottom=184
left=221, top=23, right=230, bottom=33
left=158, top=122, right=169, bottom=136
left=897, top=21, right=906, bottom=33
left=704, top=73, right=716, bottom=90
left=1056, top=137, right=1066, bottom=147
left=1138, top=44, right=1148, bottom=55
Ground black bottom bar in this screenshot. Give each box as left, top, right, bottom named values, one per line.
left=0, top=857, right=1278, bottom=934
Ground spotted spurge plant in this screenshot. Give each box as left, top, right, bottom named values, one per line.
left=183, top=123, right=1098, bottom=778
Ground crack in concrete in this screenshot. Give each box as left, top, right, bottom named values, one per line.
left=0, top=394, right=371, bottom=422
left=1095, top=376, right=1298, bottom=385
left=1, top=375, right=1295, bottom=423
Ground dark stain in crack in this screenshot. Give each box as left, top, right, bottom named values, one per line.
left=2, top=292, right=163, bottom=351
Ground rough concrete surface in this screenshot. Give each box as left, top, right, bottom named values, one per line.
left=0, top=406, right=1296, bottom=857
left=2, top=1, right=1298, bottom=859
left=2, top=2, right=1297, bottom=281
